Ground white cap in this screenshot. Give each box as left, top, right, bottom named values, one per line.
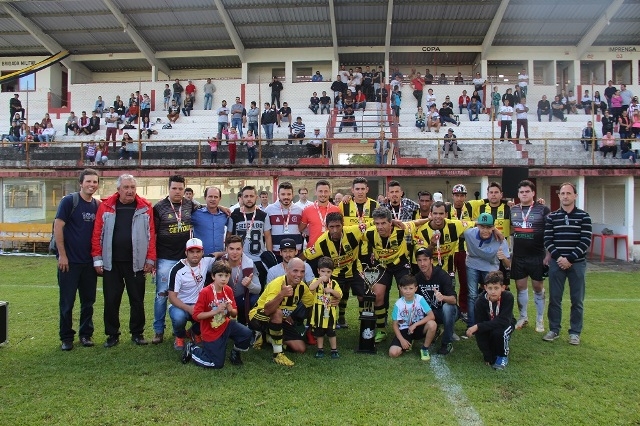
left=185, top=238, right=203, bottom=250
left=433, top=192, right=443, bottom=202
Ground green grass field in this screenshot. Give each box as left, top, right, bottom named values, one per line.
left=0, top=255, right=639, bottom=425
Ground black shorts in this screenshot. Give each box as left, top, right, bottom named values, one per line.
left=338, top=275, right=365, bottom=298
left=313, top=327, right=336, bottom=338
left=249, top=310, right=304, bottom=343
left=510, top=254, right=544, bottom=281
left=377, top=263, right=412, bottom=288
left=390, top=327, right=427, bottom=348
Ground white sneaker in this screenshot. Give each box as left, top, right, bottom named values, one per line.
left=535, top=319, right=545, bottom=333
left=515, top=318, right=529, bottom=330
left=452, top=333, right=460, bottom=341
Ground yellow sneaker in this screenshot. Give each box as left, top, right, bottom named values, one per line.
left=253, top=334, right=263, bottom=350
left=273, top=352, right=294, bottom=367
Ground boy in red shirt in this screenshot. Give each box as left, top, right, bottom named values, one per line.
left=183, top=260, right=252, bottom=368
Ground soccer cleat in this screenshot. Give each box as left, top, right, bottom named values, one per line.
left=151, top=333, right=164, bottom=344
left=315, top=350, right=325, bottom=359
left=535, top=320, right=545, bottom=333
left=420, top=348, right=431, bottom=361
left=515, top=318, right=529, bottom=330
left=336, top=319, right=349, bottom=329
left=492, top=356, right=508, bottom=370
left=181, top=342, right=193, bottom=364
left=374, top=331, right=387, bottom=343
left=330, top=351, right=340, bottom=360
left=568, top=334, right=581, bottom=345
left=306, top=328, right=317, bottom=345
left=229, top=349, right=243, bottom=365
left=542, top=331, right=559, bottom=342
left=173, top=337, right=185, bottom=351
left=103, top=335, right=119, bottom=348
left=437, top=343, right=453, bottom=355
left=273, top=352, right=295, bottom=366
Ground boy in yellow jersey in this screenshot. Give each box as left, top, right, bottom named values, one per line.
left=303, top=212, right=366, bottom=328
left=308, top=257, right=343, bottom=359
left=339, top=177, right=379, bottom=228
left=360, top=207, right=426, bottom=343
left=248, top=258, right=314, bottom=366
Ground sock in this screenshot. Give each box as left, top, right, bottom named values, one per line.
left=375, top=305, right=386, bottom=330
left=534, top=290, right=545, bottom=320
left=517, top=289, right=529, bottom=319
left=338, top=298, right=347, bottom=322
left=269, top=322, right=283, bottom=353
left=421, top=345, right=429, bottom=351
left=331, top=348, right=338, bottom=353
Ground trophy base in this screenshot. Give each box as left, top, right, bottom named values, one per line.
left=355, top=316, right=377, bottom=354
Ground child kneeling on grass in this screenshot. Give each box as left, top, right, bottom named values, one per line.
left=308, top=257, right=343, bottom=359
left=389, top=275, right=437, bottom=361
left=184, top=260, right=252, bottom=368
left=465, top=271, right=516, bottom=370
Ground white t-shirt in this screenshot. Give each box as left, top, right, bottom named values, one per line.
left=391, top=295, right=432, bottom=330
left=518, top=73, right=529, bottom=87
left=515, top=103, right=528, bottom=119
left=499, top=105, right=514, bottom=121
left=339, top=70, right=350, bottom=84
left=169, top=257, right=216, bottom=304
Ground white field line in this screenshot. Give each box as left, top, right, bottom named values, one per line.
left=430, top=355, right=484, bottom=426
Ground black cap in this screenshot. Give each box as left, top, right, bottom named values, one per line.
left=280, top=239, right=297, bottom=250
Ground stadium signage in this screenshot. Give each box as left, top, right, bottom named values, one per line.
left=609, top=47, right=636, bottom=52
left=1, top=60, right=36, bottom=66
left=421, top=47, right=441, bottom=52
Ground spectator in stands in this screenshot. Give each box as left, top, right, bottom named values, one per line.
left=567, top=90, right=578, bottom=114
left=491, top=87, right=501, bottom=120
left=468, top=97, right=482, bottom=121
left=374, top=130, right=390, bottom=165
left=390, top=75, right=403, bottom=92
left=173, top=79, right=184, bottom=106
left=331, top=74, right=346, bottom=100
left=601, top=109, right=615, bottom=135
left=9, top=94, right=25, bottom=124
left=513, top=85, right=522, bottom=107
left=309, top=92, right=320, bottom=114
left=86, top=141, right=97, bottom=165
left=140, top=94, right=150, bottom=121
left=41, top=112, right=52, bottom=128
left=244, top=130, right=256, bottom=164
left=261, top=102, right=276, bottom=145
left=78, top=111, right=91, bottom=135
left=373, top=65, right=385, bottom=94
left=438, top=73, right=448, bottom=85
left=307, top=127, right=325, bottom=157
left=427, top=104, right=441, bottom=133
left=86, top=110, right=100, bottom=135
left=443, top=128, right=458, bottom=158
left=628, top=96, right=639, bottom=117
left=167, top=100, right=181, bottom=124
left=19, top=122, right=30, bottom=143
left=443, top=95, right=454, bottom=109
left=411, top=72, right=424, bottom=108
left=119, top=135, right=133, bottom=161
left=620, top=84, right=633, bottom=112
left=439, top=102, right=459, bottom=127
left=203, top=78, right=215, bottom=110
left=141, top=116, right=157, bottom=139
left=391, top=86, right=402, bottom=127
left=320, top=91, right=331, bottom=114
left=208, top=137, right=218, bottom=164
left=415, top=107, right=426, bottom=132
left=499, top=99, right=514, bottom=143
left=278, top=102, right=292, bottom=129
left=551, top=96, right=566, bottom=122
left=518, top=68, right=529, bottom=98
left=31, top=123, right=42, bottom=145
left=611, top=90, right=623, bottom=123
left=581, top=90, right=592, bottom=115
left=127, top=93, right=137, bottom=113
left=339, top=105, right=357, bottom=133
left=362, top=66, right=374, bottom=101
left=127, top=101, right=140, bottom=123
left=352, top=67, right=363, bottom=93
left=355, top=90, right=367, bottom=111
left=225, top=126, right=239, bottom=164
left=94, top=96, right=105, bottom=117
left=289, top=116, right=306, bottom=145
left=334, top=92, right=344, bottom=113
left=454, top=72, right=464, bottom=85
left=216, top=100, right=229, bottom=139
left=246, top=101, right=259, bottom=136
left=270, top=76, right=283, bottom=108
left=38, top=122, right=56, bottom=144
left=163, top=84, right=171, bottom=111
left=604, top=80, right=617, bottom=109
left=559, top=89, right=569, bottom=114
left=515, top=98, right=530, bottom=144
left=312, top=70, right=323, bottom=82
left=425, top=88, right=436, bottom=111
left=115, top=100, right=126, bottom=123
left=185, top=80, right=196, bottom=105
left=581, top=121, right=595, bottom=151
left=112, top=95, right=121, bottom=110
left=600, top=131, right=617, bottom=158
left=592, top=91, right=606, bottom=116
left=472, top=72, right=486, bottom=105
left=620, top=139, right=637, bottom=164
left=631, top=110, right=640, bottom=138
left=619, top=110, right=632, bottom=145
left=95, top=141, right=109, bottom=165
left=230, top=96, right=245, bottom=137
left=537, top=95, right=551, bottom=122
left=502, top=88, right=514, bottom=108
left=423, top=69, right=433, bottom=85
left=64, top=111, right=79, bottom=136
left=105, top=107, right=118, bottom=145
left=458, top=90, right=470, bottom=114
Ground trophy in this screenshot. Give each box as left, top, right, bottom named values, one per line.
left=356, top=264, right=384, bottom=354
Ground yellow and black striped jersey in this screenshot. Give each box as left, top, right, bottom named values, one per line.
left=446, top=201, right=477, bottom=251
left=361, top=222, right=417, bottom=267
left=249, top=275, right=314, bottom=321
left=412, top=219, right=473, bottom=272
left=303, top=224, right=365, bottom=279
left=474, top=200, right=511, bottom=237
left=339, top=198, right=378, bottom=227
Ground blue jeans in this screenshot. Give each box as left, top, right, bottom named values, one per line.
left=231, top=117, right=243, bottom=137
left=468, top=104, right=482, bottom=121
left=466, top=267, right=489, bottom=327
left=262, top=123, right=274, bottom=143
left=217, top=122, right=228, bottom=140
left=376, top=152, right=387, bottom=165
left=247, top=122, right=258, bottom=135
left=548, top=260, right=586, bottom=335
left=191, top=320, right=252, bottom=369
left=58, top=263, right=97, bottom=342
left=247, top=146, right=256, bottom=164
left=622, top=150, right=637, bottom=163
left=432, top=303, right=458, bottom=345
left=168, top=304, right=196, bottom=338
left=154, top=258, right=179, bottom=334
left=173, top=92, right=182, bottom=106
left=320, top=104, right=330, bottom=114
left=204, top=93, right=212, bottom=110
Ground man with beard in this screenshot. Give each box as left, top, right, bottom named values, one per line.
left=380, top=180, right=419, bottom=222
left=299, top=180, right=340, bottom=246
left=265, top=182, right=304, bottom=259
left=339, top=177, right=378, bottom=228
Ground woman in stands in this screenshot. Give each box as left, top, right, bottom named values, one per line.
left=415, top=107, right=426, bottom=132
left=593, top=91, right=606, bottom=117
left=245, top=129, right=256, bottom=165
left=631, top=110, right=640, bottom=139
left=40, top=113, right=52, bottom=128
left=141, top=116, right=157, bottom=139
left=611, top=90, right=623, bottom=124
left=115, top=100, right=126, bottom=124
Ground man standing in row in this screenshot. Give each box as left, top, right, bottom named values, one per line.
left=192, top=186, right=228, bottom=256
left=92, top=174, right=156, bottom=348
left=55, top=169, right=101, bottom=351
left=300, top=180, right=339, bottom=246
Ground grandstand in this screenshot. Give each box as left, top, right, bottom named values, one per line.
left=0, top=0, right=639, bottom=260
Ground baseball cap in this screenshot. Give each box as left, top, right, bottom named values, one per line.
left=477, top=213, right=494, bottom=226
left=452, top=184, right=467, bottom=194
left=280, top=238, right=297, bottom=250
left=433, top=192, right=443, bottom=202
left=185, top=238, right=203, bottom=250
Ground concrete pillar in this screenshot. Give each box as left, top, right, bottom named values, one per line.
left=285, top=60, right=293, bottom=84
left=241, top=62, right=248, bottom=84
left=528, top=59, right=534, bottom=87
left=576, top=176, right=586, bottom=210
left=332, top=60, right=339, bottom=80
left=480, top=176, right=489, bottom=198
left=625, top=176, right=634, bottom=261
left=605, top=59, right=613, bottom=83
left=151, top=66, right=158, bottom=83
left=572, top=60, right=581, bottom=92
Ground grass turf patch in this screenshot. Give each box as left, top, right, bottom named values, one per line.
left=0, top=256, right=639, bottom=425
